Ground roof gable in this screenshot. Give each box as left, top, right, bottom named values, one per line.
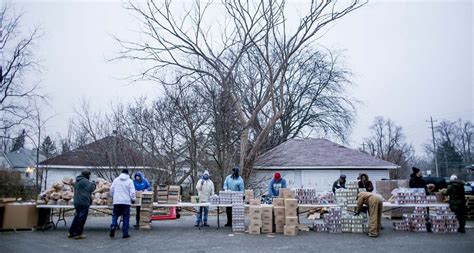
left=254, top=138, right=399, bottom=169
left=39, top=136, right=153, bottom=167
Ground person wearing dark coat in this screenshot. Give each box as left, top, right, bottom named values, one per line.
left=443, top=175, right=466, bottom=233
left=358, top=173, right=374, bottom=192
left=409, top=167, right=426, bottom=189
left=68, top=170, right=96, bottom=239
left=332, top=175, right=346, bottom=193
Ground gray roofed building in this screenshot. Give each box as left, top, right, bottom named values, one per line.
left=255, top=138, right=398, bottom=169
left=2, top=148, right=47, bottom=169
left=253, top=138, right=399, bottom=192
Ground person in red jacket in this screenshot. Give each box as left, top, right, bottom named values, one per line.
left=358, top=173, right=374, bottom=192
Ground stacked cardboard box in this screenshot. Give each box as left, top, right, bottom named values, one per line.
left=283, top=197, right=299, bottom=236
left=156, top=185, right=168, bottom=204
left=244, top=190, right=254, bottom=204
left=139, top=191, right=153, bottom=230
left=167, top=185, right=180, bottom=204
left=294, top=189, right=335, bottom=204
left=248, top=200, right=262, bottom=234
left=273, top=198, right=285, bottom=233
left=261, top=205, right=273, bottom=233
left=393, top=207, right=427, bottom=232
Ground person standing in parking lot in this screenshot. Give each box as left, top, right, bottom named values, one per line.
left=442, top=175, right=466, bottom=233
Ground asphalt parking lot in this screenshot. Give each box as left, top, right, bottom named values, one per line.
left=1, top=215, right=473, bottom=253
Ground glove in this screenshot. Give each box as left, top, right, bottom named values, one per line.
left=354, top=212, right=360, bottom=216
left=132, top=199, right=136, bottom=205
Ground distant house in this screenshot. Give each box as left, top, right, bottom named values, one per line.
left=254, top=138, right=399, bottom=192
left=0, top=148, right=47, bottom=184
left=38, top=136, right=158, bottom=188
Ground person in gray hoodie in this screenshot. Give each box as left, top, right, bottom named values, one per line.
left=109, top=169, right=136, bottom=239
left=68, top=170, right=96, bottom=239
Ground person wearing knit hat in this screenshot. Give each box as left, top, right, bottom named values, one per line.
left=268, top=172, right=287, bottom=197
left=223, top=165, right=245, bottom=226
left=442, top=174, right=466, bottom=233
left=332, top=174, right=347, bottom=193
left=195, top=170, right=214, bottom=227
left=409, top=167, right=426, bottom=189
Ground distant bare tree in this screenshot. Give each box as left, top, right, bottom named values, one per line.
left=0, top=4, right=43, bottom=131
left=363, top=117, right=414, bottom=179
left=116, top=0, right=366, bottom=182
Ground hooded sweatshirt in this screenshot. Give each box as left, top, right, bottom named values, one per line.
left=196, top=177, right=215, bottom=203
left=73, top=174, right=96, bottom=207
left=223, top=174, right=244, bottom=192
left=268, top=178, right=287, bottom=197
left=358, top=174, right=374, bottom=192
left=133, top=171, right=151, bottom=191
left=111, top=173, right=136, bottom=205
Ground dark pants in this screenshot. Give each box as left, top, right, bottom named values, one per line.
left=69, top=205, right=89, bottom=237
left=452, top=205, right=466, bottom=231
left=111, top=204, right=131, bottom=236
left=226, top=207, right=232, bottom=225
left=135, top=206, right=141, bottom=225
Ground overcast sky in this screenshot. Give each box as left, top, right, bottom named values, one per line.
left=14, top=0, right=473, bottom=155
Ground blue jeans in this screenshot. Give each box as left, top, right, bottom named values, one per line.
left=196, top=206, right=209, bottom=224
left=111, top=204, right=131, bottom=236
left=69, top=205, right=89, bottom=236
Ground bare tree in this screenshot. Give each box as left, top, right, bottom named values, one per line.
left=363, top=117, right=414, bottom=179
left=116, top=0, right=366, bottom=182
left=0, top=4, right=43, bottom=132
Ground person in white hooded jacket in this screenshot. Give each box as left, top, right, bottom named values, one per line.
left=109, top=169, right=136, bottom=239
left=195, top=170, right=214, bottom=227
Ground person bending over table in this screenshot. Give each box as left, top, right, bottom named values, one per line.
left=223, top=166, right=244, bottom=227
left=68, top=170, right=96, bottom=240
left=268, top=172, right=287, bottom=197
left=133, top=171, right=151, bottom=228
left=355, top=192, right=383, bottom=237
left=195, top=170, right=215, bottom=227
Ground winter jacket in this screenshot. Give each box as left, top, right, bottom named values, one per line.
left=73, top=175, right=96, bottom=207
left=111, top=173, right=136, bottom=205
left=409, top=174, right=426, bottom=189
left=196, top=178, right=215, bottom=203
left=268, top=178, right=287, bottom=197
left=444, top=180, right=466, bottom=210
left=133, top=171, right=151, bottom=191
left=332, top=180, right=346, bottom=193
left=358, top=174, right=374, bottom=192
left=223, top=175, right=244, bottom=192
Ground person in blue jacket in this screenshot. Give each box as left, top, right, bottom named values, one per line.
left=133, top=171, right=151, bottom=228
left=268, top=172, right=287, bottom=197
left=223, top=166, right=244, bottom=227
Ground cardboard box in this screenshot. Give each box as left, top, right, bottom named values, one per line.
left=249, top=206, right=262, bottom=215
left=249, top=214, right=261, bottom=221
left=250, top=220, right=262, bottom=227
left=262, top=213, right=272, bottom=220
left=262, top=206, right=273, bottom=214
left=157, top=191, right=169, bottom=196
left=275, top=216, right=285, bottom=225
left=285, top=208, right=297, bottom=217
left=167, top=195, right=180, bottom=200
left=280, top=189, right=295, bottom=199
left=285, top=216, right=298, bottom=226
left=284, top=199, right=298, bottom=209
left=248, top=226, right=261, bottom=234
left=284, top=225, right=298, bottom=236
left=272, top=198, right=284, bottom=207
left=168, top=185, right=180, bottom=192
left=249, top=199, right=261, bottom=206
left=245, top=190, right=254, bottom=201
left=139, top=224, right=152, bottom=230
left=3, top=203, right=38, bottom=229
left=274, top=206, right=285, bottom=216
left=275, top=224, right=284, bottom=233
left=191, top=196, right=199, bottom=203
left=262, top=220, right=272, bottom=227
left=135, top=191, right=143, bottom=198
left=261, top=225, right=273, bottom=233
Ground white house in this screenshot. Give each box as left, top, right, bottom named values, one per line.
left=254, top=138, right=399, bottom=192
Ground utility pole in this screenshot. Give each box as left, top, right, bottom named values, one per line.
left=427, top=116, right=439, bottom=177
